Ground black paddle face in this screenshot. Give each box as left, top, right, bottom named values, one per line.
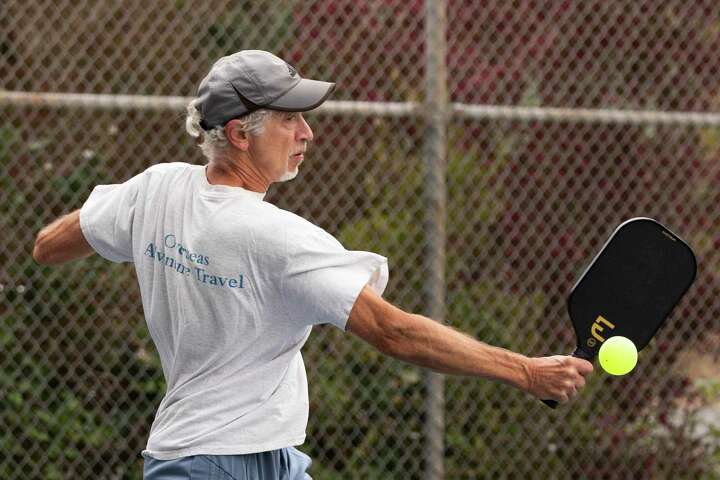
left=568, top=218, right=696, bottom=359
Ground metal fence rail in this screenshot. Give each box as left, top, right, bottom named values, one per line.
left=6, top=90, right=720, bottom=126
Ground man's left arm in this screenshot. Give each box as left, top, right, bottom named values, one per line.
left=33, top=210, right=94, bottom=265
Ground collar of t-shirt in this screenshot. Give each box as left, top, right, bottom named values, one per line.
left=199, top=165, right=267, bottom=201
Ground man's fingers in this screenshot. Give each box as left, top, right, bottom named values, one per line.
left=528, top=355, right=593, bottom=402
left=570, top=357, right=594, bottom=376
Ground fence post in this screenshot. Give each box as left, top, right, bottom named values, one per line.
left=423, top=1, right=447, bottom=479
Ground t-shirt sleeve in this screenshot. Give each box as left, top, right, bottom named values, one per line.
left=281, top=222, right=389, bottom=330
left=79, top=171, right=147, bottom=263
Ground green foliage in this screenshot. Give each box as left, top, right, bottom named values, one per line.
left=0, top=122, right=164, bottom=479
left=0, top=346, right=112, bottom=479
left=204, top=1, right=298, bottom=61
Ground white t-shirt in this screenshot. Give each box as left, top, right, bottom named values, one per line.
left=79, top=162, right=389, bottom=460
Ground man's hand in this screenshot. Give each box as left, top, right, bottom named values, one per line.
left=522, top=355, right=594, bottom=403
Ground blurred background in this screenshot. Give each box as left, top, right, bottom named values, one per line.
left=1, top=1, right=719, bottom=478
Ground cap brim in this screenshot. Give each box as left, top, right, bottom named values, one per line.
left=267, top=78, right=335, bottom=112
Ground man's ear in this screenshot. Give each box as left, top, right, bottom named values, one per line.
left=224, top=120, right=250, bottom=151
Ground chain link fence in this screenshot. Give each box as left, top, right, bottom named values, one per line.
left=2, top=1, right=719, bottom=478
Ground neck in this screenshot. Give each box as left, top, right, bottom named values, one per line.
left=205, top=156, right=269, bottom=193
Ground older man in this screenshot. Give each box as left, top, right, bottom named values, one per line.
left=33, top=50, right=592, bottom=479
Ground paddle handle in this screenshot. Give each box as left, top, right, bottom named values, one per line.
left=541, top=347, right=593, bottom=409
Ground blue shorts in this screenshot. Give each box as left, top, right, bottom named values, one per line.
left=142, top=447, right=312, bottom=480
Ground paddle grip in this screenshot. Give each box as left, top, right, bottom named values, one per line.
left=541, top=347, right=593, bottom=409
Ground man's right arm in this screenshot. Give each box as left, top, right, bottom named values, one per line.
left=346, top=285, right=593, bottom=404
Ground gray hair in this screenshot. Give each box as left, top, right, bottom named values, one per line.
left=185, top=99, right=274, bottom=163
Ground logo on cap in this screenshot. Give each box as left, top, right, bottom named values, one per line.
left=288, top=65, right=298, bottom=77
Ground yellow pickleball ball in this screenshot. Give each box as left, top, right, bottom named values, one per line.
left=598, top=336, right=638, bottom=375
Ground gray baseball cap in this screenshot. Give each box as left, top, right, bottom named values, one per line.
left=196, top=50, right=335, bottom=130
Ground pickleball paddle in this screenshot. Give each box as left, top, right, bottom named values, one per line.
left=542, top=217, right=697, bottom=408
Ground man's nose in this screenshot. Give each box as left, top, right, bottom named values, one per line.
left=298, top=115, right=313, bottom=142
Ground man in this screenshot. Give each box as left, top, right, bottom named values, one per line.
left=33, top=50, right=592, bottom=479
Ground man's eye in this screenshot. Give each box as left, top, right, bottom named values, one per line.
left=286, top=114, right=296, bottom=120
